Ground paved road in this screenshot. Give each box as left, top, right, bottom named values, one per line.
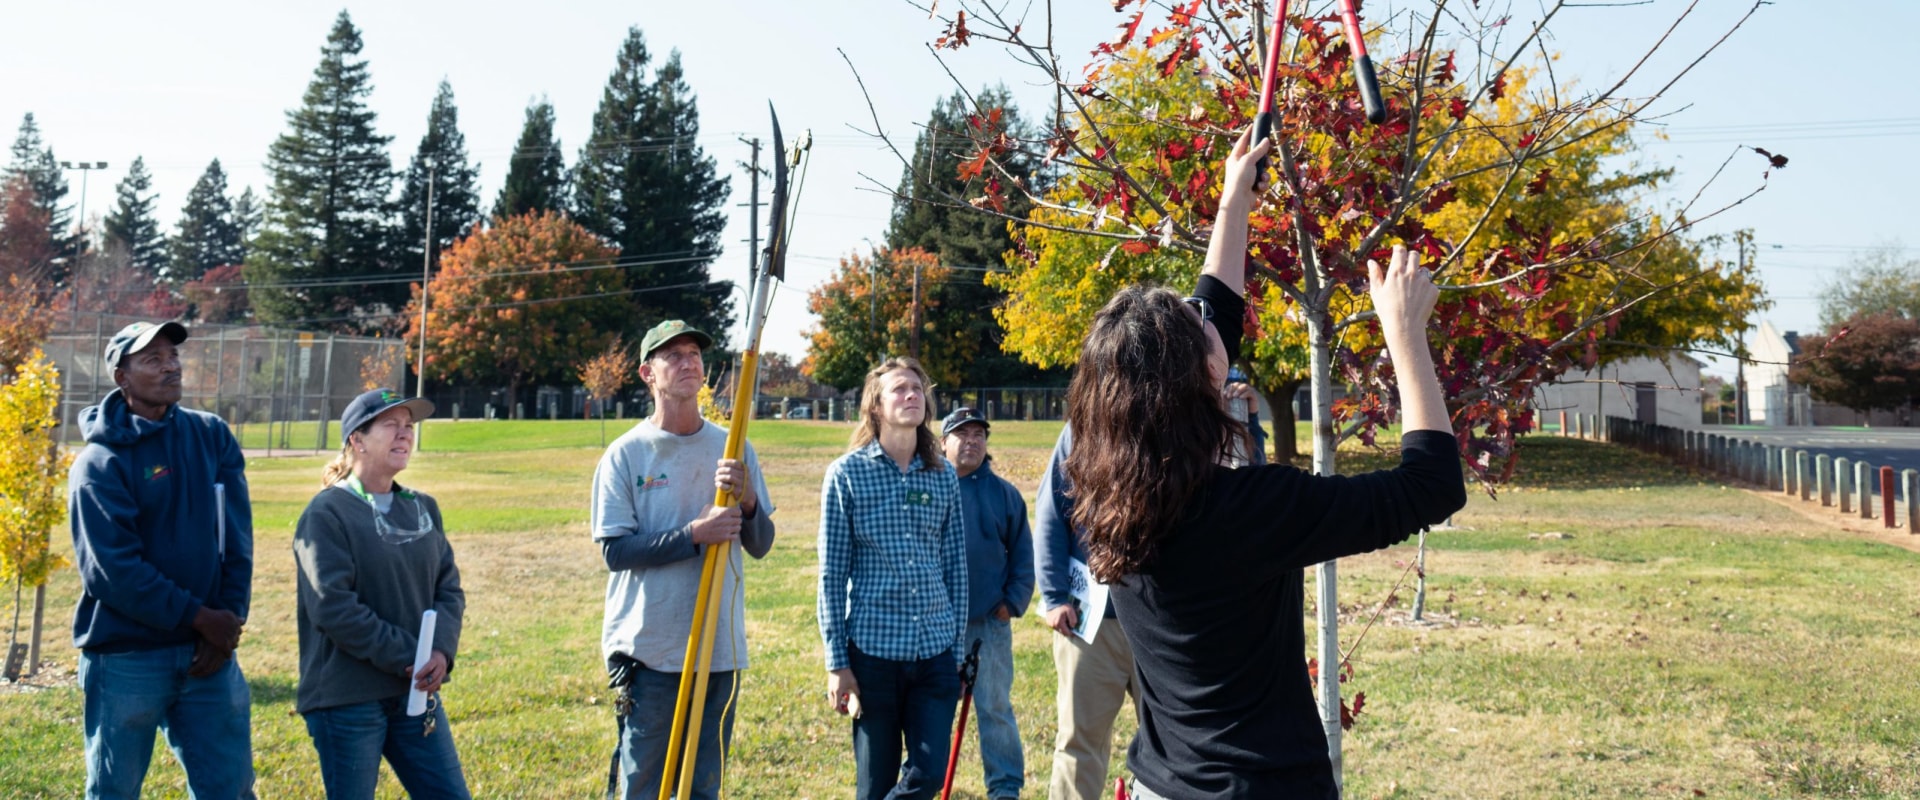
left=1702, top=425, right=1920, bottom=476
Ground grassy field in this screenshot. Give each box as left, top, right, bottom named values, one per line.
left=5, top=420, right=1920, bottom=798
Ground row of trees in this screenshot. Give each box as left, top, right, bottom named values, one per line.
left=0, top=10, right=732, bottom=352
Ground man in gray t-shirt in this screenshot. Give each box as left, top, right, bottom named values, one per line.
left=593, top=320, right=776, bottom=800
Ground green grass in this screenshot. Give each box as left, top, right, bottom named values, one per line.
left=6, top=423, right=1920, bottom=798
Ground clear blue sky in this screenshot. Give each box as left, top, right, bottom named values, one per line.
left=4, top=1, right=1911, bottom=377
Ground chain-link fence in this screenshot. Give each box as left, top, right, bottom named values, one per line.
left=48, top=314, right=409, bottom=451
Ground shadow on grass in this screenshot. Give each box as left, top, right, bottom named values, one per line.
left=1332, top=435, right=1708, bottom=491
left=249, top=673, right=297, bottom=708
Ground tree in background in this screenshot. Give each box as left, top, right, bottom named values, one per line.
left=494, top=98, right=568, bottom=221
left=3, top=114, right=77, bottom=275
left=248, top=10, right=400, bottom=332
left=406, top=211, right=629, bottom=404
left=0, top=353, right=72, bottom=677
left=66, top=242, right=187, bottom=322
left=1816, top=244, right=1920, bottom=328
left=758, top=351, right=827, bottom=399
left=802, top=247, right=962, bottom=391
left=170, top=159, right=247, bottom=285
left=233, top=186, right=263, bottom=244
left=573, top=29, right=732, bottom=338
left=0, top=176, right=55, bottom=292
left=101, top=156, right=168, bottom=282
left=577, top=337, right=636, bottom=445
left=885, top=88, right=1055, bottom=387
left=1789, top=312, right=1920, bottom=422
left=181, top=264, right=249, bottom=324
left=399, top=80, right=482, bottom=279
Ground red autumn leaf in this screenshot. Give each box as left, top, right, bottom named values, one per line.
left=1488, top=72, right=1508, bottom=101
left=1421, top=183, right=1458, bottom=214
left=1517, top=132, right=1537, bottom=149
left=956, top=148, right=992, bottom=182
left=1524, top=167, right=1552, bottom=196
left=1121, top=240, right=1154, bottom=255
left=1046, top=127, right=1078, bottom=159
left=1448, top=97, right=1468, bottom=121
left=936, top=10, right=971, bottom=49
left=1163, top=140, right=1189, bottom=161
left=1171, top=0, right=1203, bottom=27
left=1340, top=691, right=1367, bottom=730
left=1114, top=11, right=1145, bottom=48
left=1751, top=146, right=1789, bottom=169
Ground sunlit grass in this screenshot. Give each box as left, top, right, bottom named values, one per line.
left=5, top=424, right=1919, bottom=798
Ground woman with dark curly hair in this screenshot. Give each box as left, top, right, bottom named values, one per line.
left=1065, top=130, right=1468, bottom=799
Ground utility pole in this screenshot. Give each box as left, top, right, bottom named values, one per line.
left=1734, top=235, right=1748, bottom=426
left=736, top=137, right=763, bottom=417
left=417, top=159, right=434, bottom=449
left=59, top=161, right=109, bottom=327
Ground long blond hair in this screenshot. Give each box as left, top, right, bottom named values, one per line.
left=848, top=357, right=944, bottom=470
left=320, top=427, right=364, bottom=486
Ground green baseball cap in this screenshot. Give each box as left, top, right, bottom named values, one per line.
left=640, top=320, right=713, bottom=359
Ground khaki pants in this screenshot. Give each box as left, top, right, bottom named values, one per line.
left=1048, top=622, right=1135, bottom=800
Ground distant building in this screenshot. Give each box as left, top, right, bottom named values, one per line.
left=1537, top=354, right=1706, bottom=430
left=1743, top=320, right=1811, bottom=426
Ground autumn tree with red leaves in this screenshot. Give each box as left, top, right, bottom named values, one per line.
left=405, top=211, right=632, bottom=405
left=851, top=0, right=1779, bottom=780
left=1788, top=313, right=1920, bottom=422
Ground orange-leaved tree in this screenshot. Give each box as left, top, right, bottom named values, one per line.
left=406, top=211, right=634, bottom=404
left=802, top=247, right=963, bottom=391
left=578, top=337, right=636, bottom=445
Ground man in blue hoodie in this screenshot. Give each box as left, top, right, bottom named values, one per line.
left=941, top=407, right=1033, bottom=800
left=69, top=320, right=255, bottom=799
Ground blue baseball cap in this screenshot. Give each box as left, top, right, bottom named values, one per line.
left=340, top=388, right=435, bottom=437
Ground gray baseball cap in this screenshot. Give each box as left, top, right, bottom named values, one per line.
left=104, top=321, right=188, bottom=368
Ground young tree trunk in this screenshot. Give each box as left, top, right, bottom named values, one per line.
left=9, top=575, right=20, bottom=663
left=1257, top=378, right=1305, bottom=464
left=1411, top=529, right=1429, bottom=621
left=1308, top=298, right=1342, bottom=788
left=28, top=582, right=44, bottom=677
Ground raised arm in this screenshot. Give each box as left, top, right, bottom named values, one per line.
left=1200, top=128, right=1274, bottom=296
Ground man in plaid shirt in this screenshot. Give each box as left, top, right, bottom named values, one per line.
left=818, top=357, right=969, bottom=800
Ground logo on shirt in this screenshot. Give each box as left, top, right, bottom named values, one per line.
left=639, top=473, right=670, bottom=491
left=907, top=490, right=933, bottom=506
left=145, top=465, right=171, bottom=481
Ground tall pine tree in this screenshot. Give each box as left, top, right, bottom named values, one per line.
left=233, top=187, right=263, bottom=244
left=4, top=114, right=78, bottom=279
left=170, top=159, right=245, bottom=282
left=886, top=88, right=1055, bottom=386
left=573, top=30, right=732, bottom=339
left=398, top=79, right=481, bottom=277
left=493, top=98, right=567, bottom=221
left=246, top=10, right=398, bottom=332
left=102, top=156, right=168, bottom=281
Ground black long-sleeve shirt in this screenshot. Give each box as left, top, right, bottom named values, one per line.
left=1110, top=430, right=1467, bottom=798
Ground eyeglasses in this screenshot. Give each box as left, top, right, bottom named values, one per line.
left=1181, top=296, right=1214, bottom=324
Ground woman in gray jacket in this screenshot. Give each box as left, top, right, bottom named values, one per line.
left=294, top=388, right=468, bottom=799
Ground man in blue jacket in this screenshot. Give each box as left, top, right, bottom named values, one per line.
left=69, top=320, right=255, bottom=799
left=941, top=407, right=1034, bottom=800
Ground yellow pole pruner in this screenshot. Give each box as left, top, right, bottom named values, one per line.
left=657, top=104, right=810, bottom=800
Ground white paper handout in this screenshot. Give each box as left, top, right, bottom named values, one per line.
left=406, top=610, right=437, bottom=716
left=1066, top=557, right=1110, bottom=644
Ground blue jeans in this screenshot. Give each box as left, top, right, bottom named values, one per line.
left=965, top=618, right=1024, bottom=798
left=617, top=666, right=738, bottom=800
left=848, top=643, right=961, bottom=800
left=79, top=644, right=255, bottom=800
left=302, top=696, right=469, bottom=800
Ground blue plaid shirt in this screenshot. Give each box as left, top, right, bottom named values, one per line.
left=817, top=441, right=969, bottom=671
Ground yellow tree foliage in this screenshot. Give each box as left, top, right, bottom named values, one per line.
left=0, top=352, right=72, bottom=595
